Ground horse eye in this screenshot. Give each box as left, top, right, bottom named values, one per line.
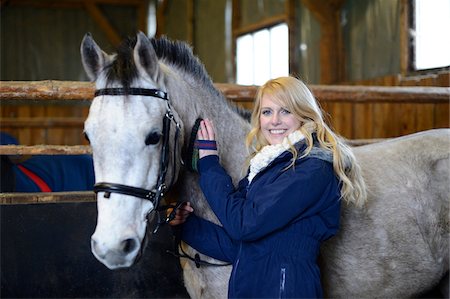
left=145, top=132, right=161, bottom=145
left=84, top=132, right=90, bottom=143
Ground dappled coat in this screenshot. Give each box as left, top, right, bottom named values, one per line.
left=181, top=139, right=341, bottom=298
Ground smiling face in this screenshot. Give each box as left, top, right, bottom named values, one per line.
left=259, top=94, right=301, bottom=145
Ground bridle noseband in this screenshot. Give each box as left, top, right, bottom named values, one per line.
left=92, top=87, right=181, bottom=232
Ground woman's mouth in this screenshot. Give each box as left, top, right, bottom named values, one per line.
left=269, top=129, right=287, bottom=135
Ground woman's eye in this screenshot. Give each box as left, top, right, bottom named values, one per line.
left=145, top=132, right=161, bottom=145
left=261, top=110, right=271, bottom=116
left=281, top=108, right=291, bottom=114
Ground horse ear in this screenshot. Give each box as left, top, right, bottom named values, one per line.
left=80, top=33, right=108, bottom=81
left=134, top=31, right=159, bottom=80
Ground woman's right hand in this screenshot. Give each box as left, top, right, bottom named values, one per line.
left=197, top=119, right=218, bottom=159
left=168, top=202, right=194, bottom=226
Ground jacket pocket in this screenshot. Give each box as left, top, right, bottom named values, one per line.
left=279, top=267, right=286, bottom=299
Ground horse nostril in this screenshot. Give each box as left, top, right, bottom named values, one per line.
left=122, top=238, right=137, bottom=254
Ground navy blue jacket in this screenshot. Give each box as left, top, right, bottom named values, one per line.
left=181, top=140, right=341, bottom=298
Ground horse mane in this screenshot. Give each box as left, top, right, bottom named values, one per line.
left=105, top=36, right=215, bottom=91
left=150, top=37, right=251, bottom=123
left=105, top=35, right=250, bottom=122
left=150, top=37, right=217, bottom=93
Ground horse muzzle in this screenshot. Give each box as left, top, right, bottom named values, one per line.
left=91, top=235, right=141, bottom=269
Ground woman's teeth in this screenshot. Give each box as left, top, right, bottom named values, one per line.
left=270, top=129, right=286, bottom=134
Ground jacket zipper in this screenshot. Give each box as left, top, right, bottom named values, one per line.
left=230, top=243, right=242, bottom=296
left=279, top=267, right=286, bottom=299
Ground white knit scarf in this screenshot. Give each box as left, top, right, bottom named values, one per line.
left=248, top=130, right=305, bottom=184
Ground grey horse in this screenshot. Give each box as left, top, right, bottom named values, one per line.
left=81, top=32, right=449, bottom=298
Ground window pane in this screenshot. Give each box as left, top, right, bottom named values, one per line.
left=270, top=23, right=289, bottom=79
left=415, top=0, right=450, bottom=69
left=236, top=23, right=289, bottom=85
left=236, top=34, right=254, bottom=85
left=253, top=29, right=270, bottom=85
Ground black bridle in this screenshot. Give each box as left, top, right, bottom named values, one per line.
left=92, top=87, right=181, bottom=233
left=91, top=87, right=230, bottom=267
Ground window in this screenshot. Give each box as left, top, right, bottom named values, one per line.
left=412, top=0, right=450, bottom=70
left=236, top=23, right=289, bottom=85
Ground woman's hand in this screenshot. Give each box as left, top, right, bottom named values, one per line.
left=197, top=119, right=218, bottom=159
left=168, top=202, right=194, bottom=226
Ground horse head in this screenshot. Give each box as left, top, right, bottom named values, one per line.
left=81, top=32, right=184, bottom=269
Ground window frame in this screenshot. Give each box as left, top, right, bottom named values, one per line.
left=404, top=0, right=450, bottom=75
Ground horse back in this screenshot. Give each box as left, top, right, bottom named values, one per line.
left=321, top=129, right=449, bottom=297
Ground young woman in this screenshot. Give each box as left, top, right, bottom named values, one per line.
left=170, top=76, right=367, bottom=298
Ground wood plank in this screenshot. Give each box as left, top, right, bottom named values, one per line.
left=372, top=103, right=391, bottom=138
left=0, top=117, right=85, bottom=127
left=353, top=103, right=373, bottom=139
left=17, top=105, right=31, bottom=144
left=0, top=145, right=92, bottom=155
left=1, top=81, right=449, bottom=104
left=416, top=104, right=434, bottom=132
left=232, top=14, right=287, bottom=36
left=330, top=102, right=353, bottom=138
left=434, top=103, right=450, bottom=128
left=397, top=103, right=416, bottom=136
left=0, top=191, right=95, bottom=205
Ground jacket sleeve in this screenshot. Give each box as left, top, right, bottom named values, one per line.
left=198, top=155, right=338, bottom=241
left=180, top=213, right=239, bottom=263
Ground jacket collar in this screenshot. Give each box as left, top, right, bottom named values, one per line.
left=248, top=131, right=305, bottom=183
left=248, top=132, right=333, bottom=184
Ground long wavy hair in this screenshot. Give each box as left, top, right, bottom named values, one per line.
left=245, top=76, right=367, bottom=207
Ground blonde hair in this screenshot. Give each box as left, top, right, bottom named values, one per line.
left=245, top=76, right=367, bottom=207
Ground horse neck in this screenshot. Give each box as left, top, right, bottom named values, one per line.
left=165, top=71, right=251, bottom=183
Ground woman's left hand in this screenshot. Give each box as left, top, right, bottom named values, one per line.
left=168, top=202, right=194, bottom=226
left=197, top=119, right=218, bottom=159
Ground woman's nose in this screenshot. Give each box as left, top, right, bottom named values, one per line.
left=271, top=113, right=281, bottom=125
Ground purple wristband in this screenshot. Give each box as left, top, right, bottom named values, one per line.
left=194, top=140, right=217, bottom=150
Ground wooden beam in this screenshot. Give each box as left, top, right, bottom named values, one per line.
left=0, top=139, right=384, bottom=158
left=0, top=145, right=92, bottom=155
left=155, top=0, right=169, bottom=37
left=232, top=14, right=286, bottom=36
left=301, top=0, right=345, bottom=84
left=83, top=0, right=121, bottom=47
left=287, top=0, right=298, bottom=75
left=137, top=0, right=149, bottom=33
left=1, top=81, right=449, bottom=103
left=0, top=117, right=85, bottom=128
left=400, top=0, right=410, bottom=76
left=3, top=0, right=145, bottom=7
left=0, top=80, right=94, bottom=101
left=3, top=0, right=149, bottom=46
left=0, top=191, right=95, bottom=205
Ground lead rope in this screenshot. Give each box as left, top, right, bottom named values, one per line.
left=166, top=222, right=232, bottom=268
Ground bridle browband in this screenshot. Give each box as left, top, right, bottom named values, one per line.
left=92, top=87, right=181, bottom=232
left=94, top=88, right=168, bottom=100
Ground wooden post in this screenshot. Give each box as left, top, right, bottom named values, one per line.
left=301, top=0, right=345, bottom=84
